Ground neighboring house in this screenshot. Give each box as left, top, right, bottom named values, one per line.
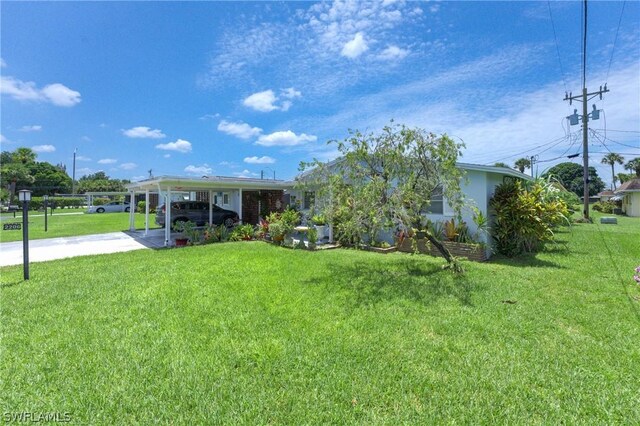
left=291, top=162, right=532, bottom=248
left=615, top=178, right=640, bottom=217
left=597, top=190, right=615, bottom=202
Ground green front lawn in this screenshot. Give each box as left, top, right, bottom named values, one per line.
left=0, top=211, right=158, bottom=242
left=1, top=218, right=639, bottom=423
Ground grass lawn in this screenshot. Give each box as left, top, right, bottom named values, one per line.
left=1, top=216, right=639, bottom=423
left=0, top=211, right=158, bottom=242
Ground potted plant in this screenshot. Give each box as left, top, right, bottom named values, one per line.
left=173, top=220, right=198, bottom=246
left=311, top=214, right=326, bottom=241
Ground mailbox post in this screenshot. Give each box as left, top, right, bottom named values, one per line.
left=18, top=190, right=31, bottom=280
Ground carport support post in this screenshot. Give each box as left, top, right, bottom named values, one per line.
left=128, top=191, right=136, bottom=231
left=208, top=189, right=213, bottom=225
left=144, top=189, right=149, bottom=236
left=164, top=187, right=171, bottom=247
left=238, top=188, right=243, bottom=224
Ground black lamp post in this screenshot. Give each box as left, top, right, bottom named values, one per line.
left=18, top=189, right=31, bottom=280
left=43, top=195, right=49, bottom=232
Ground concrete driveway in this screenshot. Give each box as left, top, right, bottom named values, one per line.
left=0, top=231, right=162, bottom=267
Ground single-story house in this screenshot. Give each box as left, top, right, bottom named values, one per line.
left=615, top=178, right=640, bottom=217
left=289, top=162, right=532, bottom=249
left=596, top=190, right=615, bottom=202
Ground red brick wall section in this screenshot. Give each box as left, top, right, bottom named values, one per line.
left=242, top=190, right=284, bottom=224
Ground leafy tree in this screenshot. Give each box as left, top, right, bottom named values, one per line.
left=541, top=162, right=605, bottom=197
left=28, top=161, right=72, bottom=196
left=299, top=123, right=465, bottom=270
left=493, top=162, right=510, bottom=168
left=624, top=157, right=640, bottom=177
left=617, top=172, right=635, bottom=184
left=601, top=153, right=624, bottom=189
left=77, top=171, right=130, bottom=193
left=514, top=157, right=531, bottom=173
left=0, top=163, right=35, bottom=202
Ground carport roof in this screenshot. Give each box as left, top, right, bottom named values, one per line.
left=125, top=175, right=295, bottom=192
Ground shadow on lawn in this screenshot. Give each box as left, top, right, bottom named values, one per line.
left=304, top=256, right=475, bottom=307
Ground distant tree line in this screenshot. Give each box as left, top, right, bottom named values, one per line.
left=1, top=147, right=130, bottom=203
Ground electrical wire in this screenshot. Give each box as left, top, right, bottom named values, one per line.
left=606, top=1, right=627, bottom=84
left=485, top=134, right=573, bottom=165
left=548, top=0, right=568, bottom=92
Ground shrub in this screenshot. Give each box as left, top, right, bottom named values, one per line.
left=311, top=214, right=326, bottom=226
left=592, top=201, right=615, bottom=213
left=92, top=198, right=110, bottom=206
left=490, top=180, right=569, bottom=256
left=230, top=224, right=255, bottom=241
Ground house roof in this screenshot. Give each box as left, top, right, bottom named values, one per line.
left=598, top=190, right=615, bottom=196
left=615, top=178, right=640, bottom=193
left=297, top=158, right=532, bottom=181
left=125, top=175, right=295, bottom=192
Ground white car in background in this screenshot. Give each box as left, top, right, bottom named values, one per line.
left=87, top=201, right=130, bottom=213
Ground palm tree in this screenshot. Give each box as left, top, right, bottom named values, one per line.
left=13, top=147, right=37, bottom=164
left=624, top=157, right=640, bottom=177
left=601, top=153, right=624, bottom=189
left=514, top=158, right=531, bottom=174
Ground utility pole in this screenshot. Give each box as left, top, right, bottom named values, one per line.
left=529, top=155, right=538, bottom=178
left=564, top=86, right=608, bottom=220
left=563, top=0, right=609, bottom=221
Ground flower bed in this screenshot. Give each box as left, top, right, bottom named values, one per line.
left=397, top=238, right=487, bottom=262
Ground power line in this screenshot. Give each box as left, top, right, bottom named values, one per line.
left=547, top=1, right=568, bottom=92
left=485, top=134, right=572, bottom=165
left=591, top=130, right=640, bottom=150
left=606, top=1, right=627, bottom=83
left=582, top=0, right=588, bottom=90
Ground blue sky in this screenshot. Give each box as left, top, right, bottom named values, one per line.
left=1, top=1, right=639, bottom=185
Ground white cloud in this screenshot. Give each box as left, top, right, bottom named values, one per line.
left=120, top=163, right=137, bottom=170
left=76, top=167, right=95, bottom=176
left=242, top=88, right=301, bottom=112
left=243, top=90, right=279, bottom=112
left=1, top=76, right=81, bottom=107
left=40, top=84, right=81, bottom=107
left=130, top=176, right=146, bottom=182
left=0, top=58, right=6, bottom=68
left=256, top=130, right=317, bottom=147
left=429, top=4, right=441, bottom=13
left=281, top=87, right=302, bottom=99
left=76, top=155, right=92, bottom=162
left=244, top=156, right=276, bottom=164
left=184, top=164, right=212, bottom=175
left=155, top=139, right=192, bottom=153
left=32, top=144, right=55, bottom=153
left=199, top=113, right=220, bottom=120
left=341, top=32, right=369, bottom=59
left=98, top=158, right=117, bottom=164
left=163, top=154, right=171, bottom=158
left=81, top=136, right=92, bottom=142
left=234, top=169, right=259, bottom=178
left=378, top=45, right=409, bottom=61
left=122, top=126, right=166, bottom=139
left=18, top=125, right=42, bottom=132
left=0, top=134, right=8, bottom=144
left=217, top=120, right=263, bottom=139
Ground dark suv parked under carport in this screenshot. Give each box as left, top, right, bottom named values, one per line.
left=155, top=201, right=239, bottom=228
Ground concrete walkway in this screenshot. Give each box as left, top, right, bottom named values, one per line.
left=0, top=231, right=165, bottom=267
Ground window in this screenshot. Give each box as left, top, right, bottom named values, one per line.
left=424, top=186, right=443, bottom=214
left=304, top=191, right=315, bottom=210
left=223, top=193, right=229, bottom=205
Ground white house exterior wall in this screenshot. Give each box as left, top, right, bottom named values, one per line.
left=622, top=192, right=640, bottom=217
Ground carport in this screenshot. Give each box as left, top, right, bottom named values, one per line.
left=125, top=175, right=295, bottom=247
